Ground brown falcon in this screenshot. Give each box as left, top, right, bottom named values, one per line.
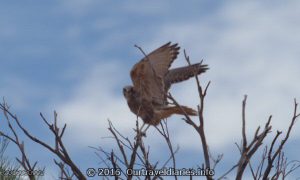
left=123, top=42, right=208, bottom=127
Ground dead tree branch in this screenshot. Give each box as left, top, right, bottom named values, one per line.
left=0, top=101, right=86, bottom=180
left=219, top=97, right=299, bottom=179
left=262, top=99, right=300, bottom=179
left=167, top=50, right=213, bottom=180
left=54, top=160, right=74, bottom=180
left=155, top=119, right=179, bottom=180
left=235, top=95, right=272, bottom=179
left=94, top=119, right=164, bottom=180
left=184, top=50, right=211, bottom=174
left=0, top=101, right=39, bottom=180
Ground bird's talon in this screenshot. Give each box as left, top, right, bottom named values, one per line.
left=141, top=131, right=147, bottom=137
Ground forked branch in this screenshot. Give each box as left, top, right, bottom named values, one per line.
left=0, top=101, right=86, bottom=180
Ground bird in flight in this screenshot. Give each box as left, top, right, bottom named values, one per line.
left=123, top=42, right=208, bottom=132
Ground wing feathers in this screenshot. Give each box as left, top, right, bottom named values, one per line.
left=164, top=63, right=209, bottom=90
left=130, top=42, right=180, bottom=105
left=146, top=42, right=180, bottom=77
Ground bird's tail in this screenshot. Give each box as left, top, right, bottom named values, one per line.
left=158, top=105, right=198, bottom=120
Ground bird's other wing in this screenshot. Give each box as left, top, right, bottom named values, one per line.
left=145, top=42, right=180, bottom=78
left=164, top=63, right=209, bottom=91
left=130, top=42, right=180, bottom=105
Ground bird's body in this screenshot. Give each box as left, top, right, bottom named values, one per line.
left=123, top=42, right=208, bottom=126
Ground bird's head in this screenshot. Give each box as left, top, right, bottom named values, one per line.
left=123, top=86, right=134, bottom=100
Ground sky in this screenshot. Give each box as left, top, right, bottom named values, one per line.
left=0, top=0, right=300, bottom=179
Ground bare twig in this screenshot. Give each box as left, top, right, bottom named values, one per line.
left=183, top=50, right=211, bottom=173
left=262, top=99, right=300, bottom=179
left=0, top=102, right=86, bottom=179
left=155, top=119, right=179, bottom=180
left=235, top=96, right=272, bottom=180
left=0, top=101, right=38, bottom=180
left=54, top=160, right=74, bottom=180
left=217, top=163, right=239, bottom=180
left=95, top=118, right=161, bottom=180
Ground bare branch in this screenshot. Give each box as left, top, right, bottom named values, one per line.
left=236, top=96, right=272, bottom=180
left=0, top=102, right=86, bottom=179
left=183, top=50, right=212, bottom=180
left=155, top=120, right=179, bottom=180
left=0, top=101, right=38, bottom=180
left=262, top=99, right=300, bottom=179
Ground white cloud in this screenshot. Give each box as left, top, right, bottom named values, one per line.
left=56, top=61, right=137, bottom=147
left=121, top=1, right=170, bottom=15
left=54, top=0, right=300, bottom=154
left=144, top=1, right=300, bottom=149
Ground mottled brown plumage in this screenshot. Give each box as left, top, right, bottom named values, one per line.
left=123, top=42, right=208, bottom=126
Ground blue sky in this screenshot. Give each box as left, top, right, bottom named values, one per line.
left=1, top=0, right=300, bottom=179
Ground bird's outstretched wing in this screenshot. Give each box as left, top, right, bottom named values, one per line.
left=130, top=42, right=180, bottom=105
left=164, top=63, right=209, bottom=91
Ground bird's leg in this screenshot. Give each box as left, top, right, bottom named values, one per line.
left=134, top=122, right=146, bottom=137
left=139, top=123, right=146, bottom=131
left=135, top=123, right=149, bottom=137
left=139, top=123, right=148, bottom=137
left=134, top=105, right=146, bottom=136
left=141, top=124, right=150, bottom=137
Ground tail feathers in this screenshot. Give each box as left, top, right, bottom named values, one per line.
left=158, top=105, right=198, bottom=119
